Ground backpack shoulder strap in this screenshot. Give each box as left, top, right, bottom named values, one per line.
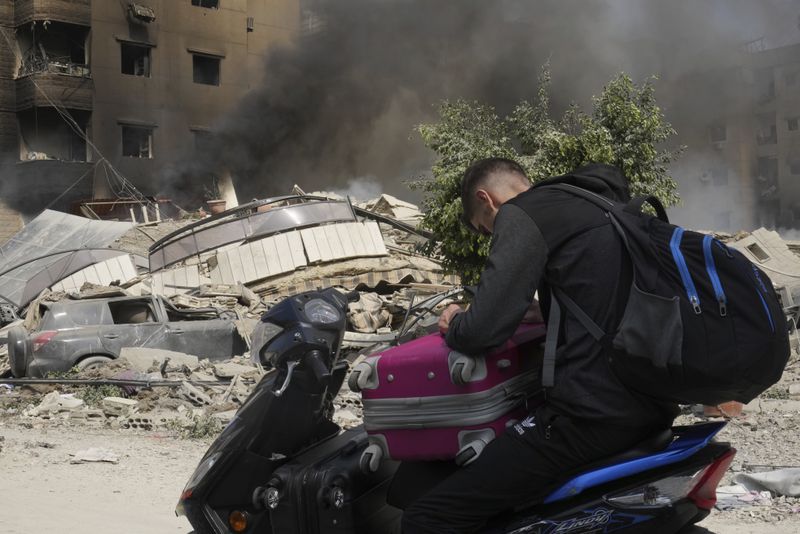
left=542, top=287, right=609, bottom=389
left=541, top=183, right=670, bottom=224
left=624, top=195, right=670, bottom=222
left=540, top=183, right=618, bottom=211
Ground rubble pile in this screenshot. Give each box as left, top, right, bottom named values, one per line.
left=0, top=349, right=264, bottom=432
left=4, top=187, right=800, bottom=529
left=0, top=347, right=377, bottom=436
left=674, top=346, right=800, bottom=524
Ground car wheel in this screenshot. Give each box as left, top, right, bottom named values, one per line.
left=74, top=355, right=113, bottom=372
left=7, top=326, right=31, bottom=378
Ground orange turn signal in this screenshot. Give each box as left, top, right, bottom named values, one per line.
left=229, top=510, right=248, bottom=532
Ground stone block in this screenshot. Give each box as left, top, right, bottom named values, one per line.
left=101, top=396, right=139, bottom=417
left=180, top=381, right=212, bottom=406
left=213, top=362, right=257, bottom=379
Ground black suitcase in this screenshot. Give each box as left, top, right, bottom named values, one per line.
left=268, top=426, right=402, bottom=533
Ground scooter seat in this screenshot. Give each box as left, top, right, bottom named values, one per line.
left=570, top=427, right=674, bottom=474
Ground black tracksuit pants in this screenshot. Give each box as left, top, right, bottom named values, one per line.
left=401, top=404, right=661, bottom=534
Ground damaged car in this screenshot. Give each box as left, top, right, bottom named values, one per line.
left=6, top=295, right=248, bottom=377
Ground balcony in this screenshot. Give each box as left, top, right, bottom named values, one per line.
left=14, top=0, right=91, bottom=27
left=16, top=72, right=93, bottom=111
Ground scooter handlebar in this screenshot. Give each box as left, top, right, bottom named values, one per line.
left=305, top=349, right=332, bottom=384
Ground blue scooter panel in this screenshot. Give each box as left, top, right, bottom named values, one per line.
left=544, top=422, right=726, bottom=503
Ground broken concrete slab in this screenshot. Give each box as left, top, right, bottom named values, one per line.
left=120, top=347, right=200, bottom=373
left=70, top=447, right=119, bottom=464
left=212, top=362, right=257, bottom=379
left=333, top=408, right=361, bottom=429
left=731, top=228, right=800, bottom=293
left=196, top=283, right=260, bottom=308
left=179, top=381, right=212, bottom=406
left=211, top=409, right=238, bottom=425
left=189, top=370, right=218, bottom=383
left=347, top=292, right=392, bottom=333
left=101, top=397, right=139, bottom=417
left=27, top=391, right=85, bottom=416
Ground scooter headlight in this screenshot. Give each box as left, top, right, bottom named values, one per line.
left=250, top=321, right=282, bottom=365
left=304, top=298, right=340, bottom=325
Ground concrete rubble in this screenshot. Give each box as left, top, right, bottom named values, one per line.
left=3, top=189, right=800, bottom=529
left=70, top=447, right=120, bottom=465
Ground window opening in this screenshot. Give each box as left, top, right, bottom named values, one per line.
left=193, top=129, right=213, bottom=152
left=121, top=126, right=153, bottom=158
left=108, top=300, right=157, bottom=324
left=711, top=168, right=728, bottom=186
left=121, top=43, right=151, bottom=77
left=192, top=0, right=219, bottom=9
left=746, top=243, right=770, bottom=263
left=709, top=123, right=727, bottom=143
left=192, top=54, right=220, bottom=85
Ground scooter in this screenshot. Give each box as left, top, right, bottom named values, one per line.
left=177, top=287, right=735, bottom=534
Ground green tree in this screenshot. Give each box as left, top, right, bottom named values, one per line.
left=412, top=67, right=683, bottom=284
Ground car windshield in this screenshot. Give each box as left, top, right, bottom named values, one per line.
left=40, top=302, right=112, bottom=330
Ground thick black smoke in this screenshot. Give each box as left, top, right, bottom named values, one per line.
left=163, top=0, right=800, bottom=204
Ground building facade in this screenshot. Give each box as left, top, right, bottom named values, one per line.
left=670, top=40, right=800, bottom=231
left=0, top=0, right=299, bottom=216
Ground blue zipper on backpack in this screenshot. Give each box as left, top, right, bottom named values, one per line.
left=703, top=235, right=728, bottom=316
left=670, top=228, right=702, bottom=314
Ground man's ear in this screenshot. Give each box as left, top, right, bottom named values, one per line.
left=476, top=188, right=497, bottom=211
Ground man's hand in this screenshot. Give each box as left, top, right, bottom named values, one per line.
left=438, top=304, right=465, bottom=334
left=522, top=299, right=544, bottom=323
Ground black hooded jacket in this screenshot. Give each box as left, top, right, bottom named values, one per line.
left=446, top=164, right=679, bottom=428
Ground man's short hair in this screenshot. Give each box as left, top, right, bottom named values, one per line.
left=460, top=157, right=529, bottom=224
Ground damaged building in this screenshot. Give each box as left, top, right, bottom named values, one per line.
left=669, top=37, right=800, bottom=231
left=0, top=0, right=300, bottom=217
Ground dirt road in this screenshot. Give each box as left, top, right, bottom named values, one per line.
left=0, top=424, right=201, bottom=534
left=2, top=422, right=799, bottom=534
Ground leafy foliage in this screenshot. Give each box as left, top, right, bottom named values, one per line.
left=77, top=385, right=125, bottom=407
left=412, top=66, right=683, bottom=284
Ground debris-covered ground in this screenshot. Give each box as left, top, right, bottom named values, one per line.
left=3, top=198, right=800, bottom=533
left=2, top=345, right=800, bottom=533
left=680, top=353, right=800, bottom=530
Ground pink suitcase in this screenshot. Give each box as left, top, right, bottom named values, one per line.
left=348, top=323, right=545, bottom=471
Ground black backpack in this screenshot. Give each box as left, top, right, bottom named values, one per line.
left=541, top=183, right=790, bottom=406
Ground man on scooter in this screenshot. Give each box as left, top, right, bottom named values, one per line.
left=401, top=158, right=679, bottom=533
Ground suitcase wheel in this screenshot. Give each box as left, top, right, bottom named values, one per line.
left=450, top=354, right=477, bottom=385
left=348, top=361, right=375, bottom=392
left=455, top=439, right=489, bottom=467
left=360, top=443, right=384, bottom=473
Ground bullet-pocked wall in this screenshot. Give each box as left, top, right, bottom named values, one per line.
left=89, top=0, right=300, bottom=198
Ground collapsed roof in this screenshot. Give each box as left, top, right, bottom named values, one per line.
left=0, top=210, right=133, bottom=309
